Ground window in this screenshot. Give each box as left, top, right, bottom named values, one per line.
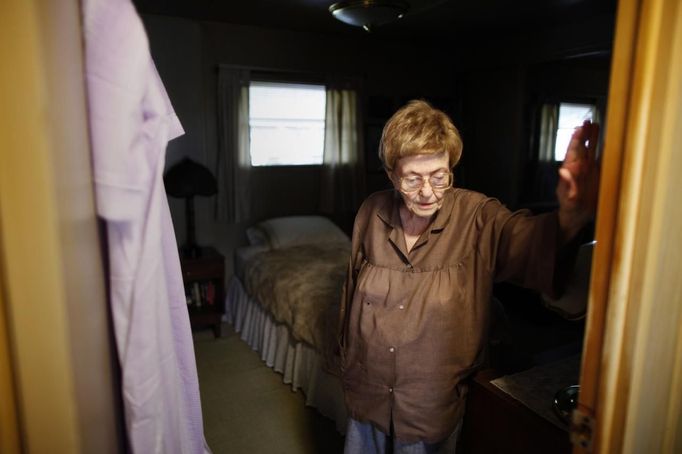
left=248, top=82, right=326, bottom=166
left=554, top=102, right=596, bottom=161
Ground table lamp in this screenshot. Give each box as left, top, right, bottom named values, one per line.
left=164, top=157, right=217, bottom=258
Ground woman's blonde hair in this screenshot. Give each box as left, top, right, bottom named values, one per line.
left=379, top=99, right=463, bottom=171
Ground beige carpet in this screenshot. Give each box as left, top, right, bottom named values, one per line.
left=194, top=323, right=345, bottom=454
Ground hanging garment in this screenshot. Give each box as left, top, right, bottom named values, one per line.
left=83, top=0, right=210, bottom=452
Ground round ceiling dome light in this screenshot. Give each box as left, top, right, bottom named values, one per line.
left=329, top=0, right=410, bottom=32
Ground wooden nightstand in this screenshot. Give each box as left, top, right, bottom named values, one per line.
left=179, top=247, right=225, bottom=338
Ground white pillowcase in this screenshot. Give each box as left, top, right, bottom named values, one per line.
left=246, top=215, right=349, bottom=249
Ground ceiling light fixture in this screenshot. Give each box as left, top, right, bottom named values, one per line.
left=329, top=0, right=410, bottom=32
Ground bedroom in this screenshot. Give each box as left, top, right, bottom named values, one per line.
left=136, top=0, right=613, bottom=451
left=136, top=0, right=616, bottom=272
left=2, top=0, right=681, bottom=453
left=125, top=0, right=615, bottom=452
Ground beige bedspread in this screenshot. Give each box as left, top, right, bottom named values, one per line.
left=243, top=242, right=350, bottom=353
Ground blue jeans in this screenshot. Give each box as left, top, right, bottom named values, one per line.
left=343, top=418, right=461, bottom=454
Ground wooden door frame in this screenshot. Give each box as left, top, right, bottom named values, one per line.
left=0, top=1, right=122, bottom=452
left=1, top=1, right=81, bottom=449
left=576, top=0, right=682, bottom=452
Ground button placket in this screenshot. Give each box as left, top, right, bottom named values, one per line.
left=388, top=346, right=396, bottom=395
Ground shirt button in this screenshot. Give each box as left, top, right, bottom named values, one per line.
left=389, top=387, right=394, bottom=393
left=398, top=305, right=404, bottom=310
left=389, top=347, right=395, bottom=353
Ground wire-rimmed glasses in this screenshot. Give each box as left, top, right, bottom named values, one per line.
left=398, top=171, right=453, bottom=193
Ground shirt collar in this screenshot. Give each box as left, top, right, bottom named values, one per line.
left=376, top=189, right=455, bottom=232
left=376, top=190, right=402, bottom=228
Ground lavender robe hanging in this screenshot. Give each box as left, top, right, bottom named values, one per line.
left=83, top=0, right=210, bottom=452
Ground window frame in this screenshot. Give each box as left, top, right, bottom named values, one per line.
left=553, top=101, right=599, bottom=161
left=247, top=74, right=327, bottom=168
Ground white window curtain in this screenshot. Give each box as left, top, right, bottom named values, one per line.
left=216, top=67, right=251, bottom=222
left=320, top=88, right=363, bottom=217
left=528, top=102, right=561, bottom=202
left=539, top=103, right=559, bottom=162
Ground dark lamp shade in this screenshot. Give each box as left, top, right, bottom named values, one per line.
left=164, top=158, right=217, bottom=198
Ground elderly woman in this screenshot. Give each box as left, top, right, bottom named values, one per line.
left=339, top=100, right=598, bottom=453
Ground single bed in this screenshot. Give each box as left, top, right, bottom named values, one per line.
left=224, top=215, right=350, bottom=433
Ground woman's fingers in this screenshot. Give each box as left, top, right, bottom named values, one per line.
left=577, top=120, right=599, bottom=162
left=558, top=121, right=600, bottom=217
left=564, top=121, right=600, bottom=176
left=558, top=167, right=578, bottom=200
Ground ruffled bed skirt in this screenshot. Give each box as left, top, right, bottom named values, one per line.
left=224, top=277, right=348, bottom=434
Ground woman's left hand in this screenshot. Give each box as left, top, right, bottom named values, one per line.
left=556, top=120, right=600, bottom=238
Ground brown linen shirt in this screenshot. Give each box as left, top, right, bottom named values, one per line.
left=339, top=188, right=564, bottom=443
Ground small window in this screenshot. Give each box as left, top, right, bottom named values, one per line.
left=554, top=103, right=596, bottom=161
left=248, top=82, right=326, bottom=166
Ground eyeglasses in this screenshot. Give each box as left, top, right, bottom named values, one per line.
left=398, top=171, right=453, bottom=193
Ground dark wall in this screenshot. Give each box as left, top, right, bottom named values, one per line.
left=250, top=166, right=321, bottom=219
left=456, top=55, right=612, bottom=209
left=457, top=66, right=527, bottom=205
left=199, top=21, right=460, bottom=219
left=142, top=13, right=615, bottom=278
left=519, top=57, right=611, bottom=207
left=453, top=16, right=615, bottom=209
left=142, top=15, right=458, bottom=277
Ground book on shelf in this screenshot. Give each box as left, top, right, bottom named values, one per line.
left=206, top=281, right=215, bottom=305
left=192, top=282, right=202, bottom=307
left=185, top=281, right=218, bottom=308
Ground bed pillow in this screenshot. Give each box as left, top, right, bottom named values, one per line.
left=246, top=215, right=349, bottom=249
left=245, top=225, right=269, bottom=246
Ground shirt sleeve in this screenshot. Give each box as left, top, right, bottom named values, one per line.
left=476, top=198, right=575, bottom=298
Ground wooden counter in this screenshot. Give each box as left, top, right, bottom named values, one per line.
left=459, top=356, right=580, bottom=454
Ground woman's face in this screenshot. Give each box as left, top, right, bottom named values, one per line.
left=390, top=152, right=451, bottom=219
